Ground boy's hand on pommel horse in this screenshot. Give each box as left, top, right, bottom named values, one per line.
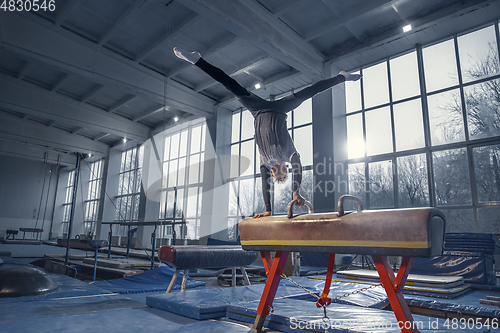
left=293, top=192, right=305, bottom=206
left=253, top=211, right=272, bottom=219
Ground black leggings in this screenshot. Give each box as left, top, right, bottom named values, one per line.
left=196, top=58, right=345, bottom=113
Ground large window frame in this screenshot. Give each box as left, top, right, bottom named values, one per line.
left=61, top=169, right=75, bottom=236
left=158, top=120, right=207, bottom=241
left=344, top=21, right=500, bottom=233
left=115, top=146, right=144, bottom=235
left=84, top=159, right=104, bottom=237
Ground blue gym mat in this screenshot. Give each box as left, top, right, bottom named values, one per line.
left=91, top=266, right=205, bottom=294
left=0, top=306, right=189, bottom=333
left=227, top=298, right=491, bottom=333
left=171, top=319, right=251, bottom=332
left=307, top=274, right=470, bottom=299
left=0, top=294, right=136, bottom=324
left=146, top=276, right=389, bottom=320
left=406, top=289, right=500, bottom=319
left=147, top=284, right=272, bottom=320
left=283, top=278, right=388, bottom=309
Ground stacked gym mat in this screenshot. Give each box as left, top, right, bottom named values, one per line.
left=412, top=233, right=499, bottom=286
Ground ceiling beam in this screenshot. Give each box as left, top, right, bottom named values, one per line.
left=0, top=73, right=150, bottom=141
left=179, top=0, right=324, bottom=80
left=0, top=111, right=109, bottom=156
left=98, top=0, right=146, bottom=46
left=17, top=61, right=32, bottom=80
left=151, top=114, right=199, bottom=137
left=0, top=138, right=77, bottom=167
left=54, top=0, right=80, bottom=26
left=272, top=0, right=303, bottom=16
left=303, top=0, right=395, bottom=42
left=72, top=126, right=84, bottom=134
left=327, top=0, right=499, bottom=63
left=108, top=95, right=135, bottom=113
left=3, top=11, right=215, bottom=118
left=319, top=0, right=364, bottom=42
left=133, top=106, right=165, bottom=122
left=51, top=74, right=70, bottom=92
left=135, top=13, right=199, bottom=63
left=81, top=85, right=104, bottom=103
left=93, top=133, right=110, bottom=141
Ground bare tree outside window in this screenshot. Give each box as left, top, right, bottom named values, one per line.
left=397, top=154, right=429, bottom=207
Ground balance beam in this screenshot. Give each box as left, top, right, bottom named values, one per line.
left=157, top=245, right=258, bottom=292
left=239, top=195, right=445, bottom=332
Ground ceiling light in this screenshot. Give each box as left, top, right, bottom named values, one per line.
left=403, top=24, right=412, bottom=33
left=123, top=138, right=127, bottom=143
left=255, top=83, right=261, bottom=89
left=174, top=117, right=179, bottom=122
left=88, top=153, right=92, bottom=158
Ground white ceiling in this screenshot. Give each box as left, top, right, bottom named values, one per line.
left=1, top=0, right=499, bottom=165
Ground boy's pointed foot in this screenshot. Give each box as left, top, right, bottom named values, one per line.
left=173, top=47, right=201, bottom=64
left=339, top=71, right=362, bottom=81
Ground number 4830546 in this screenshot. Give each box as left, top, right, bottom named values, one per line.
left=1, top=0, right=56, bottom=12
left=444, top=318, right=498, bottom=330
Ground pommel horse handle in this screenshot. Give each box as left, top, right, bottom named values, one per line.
left=287, top=199, right=313, bottom=219
left=337, top=194, right=363, bottom=217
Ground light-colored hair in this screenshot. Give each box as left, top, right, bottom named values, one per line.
left=273, top=172, right=288, bottom=183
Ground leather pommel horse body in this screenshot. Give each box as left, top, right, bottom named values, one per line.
left=239, top=195, right=445, bottom=332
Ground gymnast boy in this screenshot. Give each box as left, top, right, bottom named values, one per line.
left=174, top=47, right=361, bottom=218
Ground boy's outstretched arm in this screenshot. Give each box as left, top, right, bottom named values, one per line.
left=291, top=152, right=305, bottom=206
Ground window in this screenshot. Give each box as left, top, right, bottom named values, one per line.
left=84, top=160, right=103, bottom=237
left=423, top=39, right=459, bottom=92
left=115, top=146, right=144, bottom=235
left=393, top=99, right=424, bottom=151
left=159, top=121, right=206, bottom=241
left=344, top=21, right=500, bottom=234
left=427, top=89, right=465, bottom=145
left=227, top=101, right=314, bottom=240
left=61, top=170, right=75, bottom=236
left=457, top=25, right=498, bottom=83
left=464, top=79, right=500, bottom=140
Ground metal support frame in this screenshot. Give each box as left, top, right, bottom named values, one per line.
left=151, top=225, right=157, bottom=270
left=373, top=256, right=417, bottom=333
left=102, top=221, right=185, bottom=268
left=253, top=252, right=418, bottom=332
left=93, top=246, right=99, bottom=281
left=166, top=268, right=181, bottom=293
left=107, top=224, right=112, bottom=258
left=253, top=251, right=289, bottom=330
left=65, top=153, right=81, bottom=266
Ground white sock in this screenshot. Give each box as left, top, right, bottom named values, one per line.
left=339, top=71, right=362, bottom=81
left=173, top=47, right=201, bottom=65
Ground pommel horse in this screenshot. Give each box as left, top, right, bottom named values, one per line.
left=239, top=195, right=446, bottom=332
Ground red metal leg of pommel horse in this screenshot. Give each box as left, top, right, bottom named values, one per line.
left=254, top=253, right=419, bottom=333
left=254, top=251, right=289, bottom=330
left=373, top=256, right=419, bottom=333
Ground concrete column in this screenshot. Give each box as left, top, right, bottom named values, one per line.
left=99, top=148, right=122, bottom=238
left=312, top=63, right=349, bottom=213
left=199, top=106, right=232, bottom=244
left=312, top=63, right=334, bottom=212
left=331, top=64, right=350, bottom=207
left=138, top=135, right=164, bottom=249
